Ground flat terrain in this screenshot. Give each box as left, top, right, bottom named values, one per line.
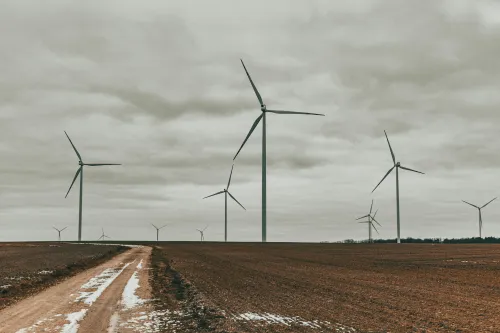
left=152, top=243, right=500, bottom=333
left=0, top=242, right=127, bottom=310
left=0, top=245, right=153, bottom=333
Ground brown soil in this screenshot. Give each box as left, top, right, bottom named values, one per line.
left=0, top=242, right=128, bottom=310
left=152, top=243, right=500, bottom=333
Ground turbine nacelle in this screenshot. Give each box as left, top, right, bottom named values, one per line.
left=261, top=104, right=266, bottom=112
left=396, top=162, right=401, bottom=167
left=78, top=161, right=83, bottom=166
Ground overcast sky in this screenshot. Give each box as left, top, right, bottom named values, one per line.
left=1, top=0, right=500, bottom=242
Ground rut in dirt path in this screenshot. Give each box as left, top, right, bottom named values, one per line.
left=0, top=246, right=152, bottom=333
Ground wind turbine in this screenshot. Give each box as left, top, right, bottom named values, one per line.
left=233, top=59, right=325, bottom=242
left=372, top=130, right=424, bottom=244
left=53, top=226, right=67, bottom=242
left=64, top=131, right=121, bottom=242
left=462, top=197, right=497, bottom=238
left=355, top=200, right=381, bottom=243
left=98, top=228, right=111, bottom=241
left=203, top=164, right=246, bottom=242
left=151, top=223, right=167, bottom=242
left=196, top=225, right=208, bottom=242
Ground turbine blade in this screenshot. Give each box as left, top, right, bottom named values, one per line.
left=203, top=191, right=224, bottom=199
left=233, top=114, right=263, bottom=160
left=372, top=209, right=378, bottom=219
left=266, top=110, right=325, bottom=116
left=462, top=200, right=479, bottom=209
left=399, top=165, right=425, bottom=175
left=151, top=223, right=158, bottom=229
left=53, top=227, right=58, bottom=231
left=358, top=221, right=369, bottom=224
left=240, top=59, right=263, bottom=106
left=159, top=224, right=167, bottom=229
left=372, top=223, right=380, bottom=234
left=370, top=200, right=373, bottom=214
left=384, top=130, right=396, bottom=164
left=481, top=197, right=497, bottom=209
left=228, top=191, right=246, bottom=210
left=227, top=164, right=234, bottom=190
left=203, top=225, right=209, bottom=231
left=61, top=227, right=67, bottom=232
left=371, top=166, right=395, bottom=193
left=65, top=167, right=82, bottom=198
left=85, top=163, right=121, bottom=166
left=196, top=229, right=201, bottom=232
left=64, top=131, right=82, bottom=161
left=371, top=214, right=382, bottom=227
left=356, top=214, right=370, bottom=220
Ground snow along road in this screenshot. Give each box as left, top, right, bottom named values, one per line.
left=0, top=245, right=154, bottom=333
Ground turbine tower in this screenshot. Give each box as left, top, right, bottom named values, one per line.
left=151, top=223, right=167, bottom=242
left=98, top=228, right=110, bottom=241
left=233, top=59, right=325, bottom=242
left=203, top=164, right=246, bottom=242
left=462, top=197, right=497, bottom=238
left=372, top=130, right=424, bottom=244
left=64, top=131, right=121, bottom=242
left=52, top=226, right=67, bottom=242
left=355, top=200, right=381, bottom=243
left=196, top=225, right=208, bottom=242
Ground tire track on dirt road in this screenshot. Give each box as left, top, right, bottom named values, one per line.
left=0, top=246, right=152, bottom=333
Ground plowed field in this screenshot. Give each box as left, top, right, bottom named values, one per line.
left=153, top=243, right=500, bottom=332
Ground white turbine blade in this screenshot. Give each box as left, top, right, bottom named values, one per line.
left=369, top=199, right=373, bottom=214
left=384, top=130, right=396, bottom=165
left=481, top=197, right=497, bottom=209
left=53, top=227, right=58, bottom=231
left=372, top=223, right=380, bottom=234
left=196, top=229, right=202, bottom=232
left=86, top=163, right=121, bottom=166
left=372, top=209, right=378, bottom=219
left=356, top=214, right=370, bottom=220
left=61, top=227, right=68, bottom=232
left=227, top=164, right=234, bottom=190
left=203, top=225, right=209, bottom=231
left=159, top=224, right=167, bottom=229
left=240, top=59, right=264, bottom=106
left=462, top=200, right=479, bottom=209
left=358, top=221, right=369, bottom=224
left=266, top=110, right=325, bottom=116
left=64, top=131, right=82, bottom=161
left=228, top=191, right=246, bottom=210
left=203, top=191, right=224, bottom=199
left=65, top=167, right=82, bottom=198
left=371, top=166, right=395, bottom=193
left=233, top=114, right=263, bottom=160
left=399, top=165, right=425, bottom=175
left=151, top=223, right=158, bottom=230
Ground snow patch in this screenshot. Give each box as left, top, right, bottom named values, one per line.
left=60, top=309, right=88, bottom=333
left=122, top=271, right=148, bottom=309
left=232, top=312, right=356, bottom=332
left=119, top=310, right=184, bottom=332
left=137, top=259, right=143, bottom=269
left=75, top=262, right=131, bottom=306
left=38, top=270, right=53, bottom=275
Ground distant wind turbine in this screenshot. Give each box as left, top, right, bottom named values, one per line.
left=356, top=200, right=381, bottom=243
left=98, top=228, right=111, bottom=241
left=372, top=130, right=424, bottom=244
left=203, top=164, right=246, bottom=242
left=233, top=59, right=325, bottom=242
left=196, top=225, right=208, bottom=242
left=462, top=197, right=497, bottom=238
left=151, top=223, right=167, bottom=242
left=64, top=131, right=121, bottom=242
left=53, top=226, right=67, bottom=242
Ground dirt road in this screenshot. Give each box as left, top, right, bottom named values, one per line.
left=0, top=245, right=154, bottom=333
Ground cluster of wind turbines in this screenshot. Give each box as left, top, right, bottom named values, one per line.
left=60, top=60, right=495, bottom=244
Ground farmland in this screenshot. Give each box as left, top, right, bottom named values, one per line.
left=0, top=242, right=127, bottom=310
left=151, top=243, right=500, bottom=332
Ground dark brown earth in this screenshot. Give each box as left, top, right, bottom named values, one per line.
left=152, top=243, right=500, bottom=333
left=0, top=242, right=127, bottom=310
